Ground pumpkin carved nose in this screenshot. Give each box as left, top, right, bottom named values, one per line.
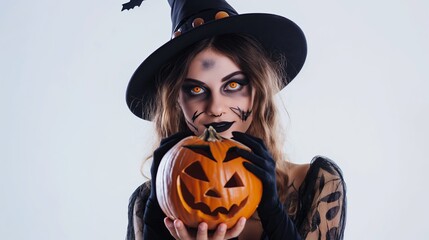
left=205, top=188, right=221, bottom=198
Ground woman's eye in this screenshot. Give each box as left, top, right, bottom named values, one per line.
left=225, top=81, right=241, bottom=91
left=191, top=86, right=204, bottom=95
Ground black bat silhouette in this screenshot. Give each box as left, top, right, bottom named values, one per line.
left=121, top=0, right=144, bottom=11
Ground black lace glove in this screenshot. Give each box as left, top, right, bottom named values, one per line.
left=143, top=131, right=193, bottom=239
left=232, top=132, right=301, bottom=240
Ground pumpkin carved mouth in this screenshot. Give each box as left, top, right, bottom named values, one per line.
left=180, top=178, right=248, bottom=217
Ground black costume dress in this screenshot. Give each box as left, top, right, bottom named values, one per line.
left=126, top=156, right=346, bottom=240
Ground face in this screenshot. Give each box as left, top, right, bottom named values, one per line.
left=178, top=48, right=254, bottom=138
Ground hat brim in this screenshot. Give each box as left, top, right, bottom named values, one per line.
left=126, top=13, right=307, bottom=120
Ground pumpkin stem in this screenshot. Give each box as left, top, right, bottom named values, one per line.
left=201, top=126, right=223, bottom=142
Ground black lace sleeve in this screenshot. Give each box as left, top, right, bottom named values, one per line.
left=295, top=156, right=347, bottom=240
left=126, top=182, right=150, bottom=240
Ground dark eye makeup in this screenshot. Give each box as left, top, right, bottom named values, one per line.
left=181, top=84, right=208, bottom=97
left=181, top=75, right=250, bottom=97
left=223, top=78, right=249, bottom=92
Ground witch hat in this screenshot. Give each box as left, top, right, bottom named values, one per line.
left=126, top=0, right=307, bottom=120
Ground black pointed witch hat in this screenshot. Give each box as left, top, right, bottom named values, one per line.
left=126, top=0, right=307, bottom=120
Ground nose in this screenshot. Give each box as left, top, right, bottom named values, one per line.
left=206, top=93, right=225, bottom=117
left=205, top=188, right=221, bottom=198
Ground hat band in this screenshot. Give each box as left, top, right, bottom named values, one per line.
left=172, top=9, right=237, bottom=39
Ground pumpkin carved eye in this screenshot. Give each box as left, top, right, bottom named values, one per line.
left=184, top=161, right=209, bottom=182
left=184, top=145, right=216, bottom=162
left=225, top=172, right=244, bottom=188
left=223, top=148, right=240, bottom=163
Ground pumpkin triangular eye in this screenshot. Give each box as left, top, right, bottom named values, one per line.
left=223, top=147, right=240, bottom=162
left=184, top=145, right=216, bottom=162
left=184, top=161, right=210, bottom=182
left=224, top=172, right=244, bottom=188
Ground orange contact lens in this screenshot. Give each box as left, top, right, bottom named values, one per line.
left=192, top=87, right=202, bottom=94
left=229, top=82, right=238, bottom=88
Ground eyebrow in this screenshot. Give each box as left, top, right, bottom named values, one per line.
left=184, top=71, right=245, bottom=84
left=221, top=71, right=245, bottom=82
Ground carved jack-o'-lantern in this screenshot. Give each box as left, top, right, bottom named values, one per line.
left=156, top=127, right=262, bottom=229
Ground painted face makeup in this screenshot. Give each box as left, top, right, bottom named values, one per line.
left=178, top=49, right=254, bottom=139
left=202, top=59, right=215, bottom=70
left=230, top=107, right=253, bottom=121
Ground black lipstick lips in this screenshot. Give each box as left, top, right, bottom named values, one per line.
left=204, top=121, right=234, bottom=133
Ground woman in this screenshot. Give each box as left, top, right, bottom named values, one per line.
left=124, top=0, right=346, bottom=239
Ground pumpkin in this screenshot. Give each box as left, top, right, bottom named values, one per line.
left=156, top=127, right=262, bottom=229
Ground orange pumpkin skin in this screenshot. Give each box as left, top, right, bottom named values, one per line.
left=156, top=127, right=262, bottom=229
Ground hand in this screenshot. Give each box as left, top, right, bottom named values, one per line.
left=143, top=131, right=193, bottom=238
left=148, top=131, right=194, bottom=203
left=231, top=132, right=281, bottom=217
left=232, top=132, right=301, bottom=239
left=164, top=217, right=246, bottom=240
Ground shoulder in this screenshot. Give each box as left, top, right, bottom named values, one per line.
left=127, top=181, right=151, bottom=214
left=297, top=156, right=347, bottom=220
left=307, top=155, right=345, bottom=181
left=287, top=155, right=345, bottom=189
left=129, top=181, right=151, bottom=202
left=126, top=181, right=151, bottom=240
left=287, top=156, right=345, bottom=192
left=294, top=156, right=347, bottom=238
left=298, top=155, right=346, bottom=196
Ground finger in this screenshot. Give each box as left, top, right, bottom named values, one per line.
left=160, top=131, right=193, bottom=145
left=164, top=217, right=180, bottom=239
left=154, top=137, right=183, bottom=158
left=153, top=134, right=191, bottom=171
left=231, top=131, right=265, bottom=146
left=224, top=217, right=246, bottom=239
left=196, top=222, right=209, bottom=240
left=211, top=223, right=227, bottom=240
left=243, top=161, right=269, bottom=181
left=156, top=132, right=193, bottom=157
left=174, top=219, right=192, bottom=240
left=231, top=132, right=268, bottom=156
left=236, top=148, right=273, bottom=170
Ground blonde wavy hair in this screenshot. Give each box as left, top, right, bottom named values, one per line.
left=145, top=33, right=291, bottom=202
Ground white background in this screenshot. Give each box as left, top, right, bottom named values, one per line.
left=1, top=0, right=428, bottom=239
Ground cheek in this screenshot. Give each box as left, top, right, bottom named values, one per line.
left=181, top=104, right=194, bottom=118
left=239, top=116, right=253, bottom=130
left=235, top=85, right=252, bottom=98
left=231, top=88, right=253, bottom=107
left=178, top=95, right=205, bottom=134
left=179, top=95, right=196, bottom=115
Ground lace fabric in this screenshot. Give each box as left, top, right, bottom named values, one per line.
left=126, top=156, right=346, bottom=240
left=294, top=156, right=347, bottom=240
